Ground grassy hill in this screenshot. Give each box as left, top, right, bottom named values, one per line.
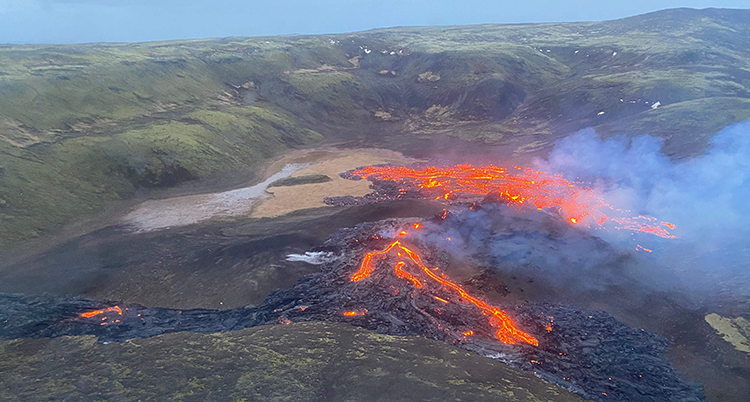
left=0, top=321, right=585, bottom=402
left=1, top=7, right=749, bottom=251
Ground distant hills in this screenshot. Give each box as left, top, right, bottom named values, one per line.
left=0, top=7, right=748, bottom=251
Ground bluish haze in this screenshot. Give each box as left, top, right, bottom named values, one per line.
left=536, top=121, right=750, bottom=298
left=0, top=0, right=747, bottom=44
left=414, top=120, right=750, bottom=300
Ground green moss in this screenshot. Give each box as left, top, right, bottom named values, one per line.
left=282, top=71, right=362, bottom=111
left=0, top=105, right=322, bottom=251
left=0, top=9, right=749, bottom=252
left=0, top=322, right=584, bottom=402
left=269, top=174, right=332, bottom=187
left=595, top=97, right=750, bottom=157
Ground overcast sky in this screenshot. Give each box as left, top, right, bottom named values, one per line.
left=0, top=0, right=747, bottom=44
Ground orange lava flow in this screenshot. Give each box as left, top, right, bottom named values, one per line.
left=350, top=164, right=675, bottom=238
left=79, top=306, right=122, bottom=318
left=351, top=240, right=539, bottom=346
left=636, top=245, right=653, bottom=253
left=343, top=310, right=367, bottom=316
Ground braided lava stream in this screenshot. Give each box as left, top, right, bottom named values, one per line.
left=348, top=164, right=675, bottom=238
left=350, top=238, right=539, bottom=346
left=76, top=164, right=676, bottom=347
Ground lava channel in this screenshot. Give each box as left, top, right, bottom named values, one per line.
left=350, top=239, right=539, bottom=346
left=347, top=164, right=675, bottom=239
left=78, top=305, right=122, bottom=318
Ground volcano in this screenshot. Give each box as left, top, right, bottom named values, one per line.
left=0, top=212, right=704, bottom=402
left=1, top=8, right=750, bottom=402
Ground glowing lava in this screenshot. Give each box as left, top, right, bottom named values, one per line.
left=79, top=306, right=122, bottom=318
left=351, top=240, right=539, bottom=346
left=636, top=245, right=653, bottom=253
left=348, top=164, right=675, bottom=238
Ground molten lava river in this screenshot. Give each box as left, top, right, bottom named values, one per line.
left=338, top=164, right=675, bottom=239
left=31, top=162, right=699, bottom=402
left=350, top=238, right=538, bottom=346
left=324, top=163, right=679, bottom=347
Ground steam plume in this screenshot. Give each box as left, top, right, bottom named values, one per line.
left=535, top=120, right=750, bottom=301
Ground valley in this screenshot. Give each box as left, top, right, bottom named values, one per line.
left=1, top=8, right=749, bottom=402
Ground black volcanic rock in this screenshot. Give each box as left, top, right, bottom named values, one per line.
left=0, top=218, right=705, bottom=402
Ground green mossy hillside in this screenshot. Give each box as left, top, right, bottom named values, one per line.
left=1, top=8, right=749, bottom=251
left=0, top=322, right=585, bottom=402
left=0, top=105, right=321, bottom=249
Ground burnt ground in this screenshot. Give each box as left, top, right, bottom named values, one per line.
left=0, top=291, right=701, bottom=402
left=0, top=218, right=705, bottom=402
left=0, top=200, right=445, bottom=309
left=324, top=170, right=750, bottom=402
left=1, top=213, right=740, bottom=402
left=0, top=195, right=748, bottom=401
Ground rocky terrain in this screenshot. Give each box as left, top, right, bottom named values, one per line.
left=0, top=216, right=706, bottom=402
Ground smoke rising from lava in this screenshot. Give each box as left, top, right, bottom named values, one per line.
left=409, top=206, right=638, bottom=293
left=535, top=120, right=750, bottom=301
left=328, top=121, right=750, bottom=303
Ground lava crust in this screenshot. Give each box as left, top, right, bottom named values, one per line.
left=0, top=217, right=704, bottom=402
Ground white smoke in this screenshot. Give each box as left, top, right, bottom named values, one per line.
left=535, top=120, right=750, bottom=300
left=415, top=205, right=637, bottom=293
left=285, top=251, right=336, bottom=265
